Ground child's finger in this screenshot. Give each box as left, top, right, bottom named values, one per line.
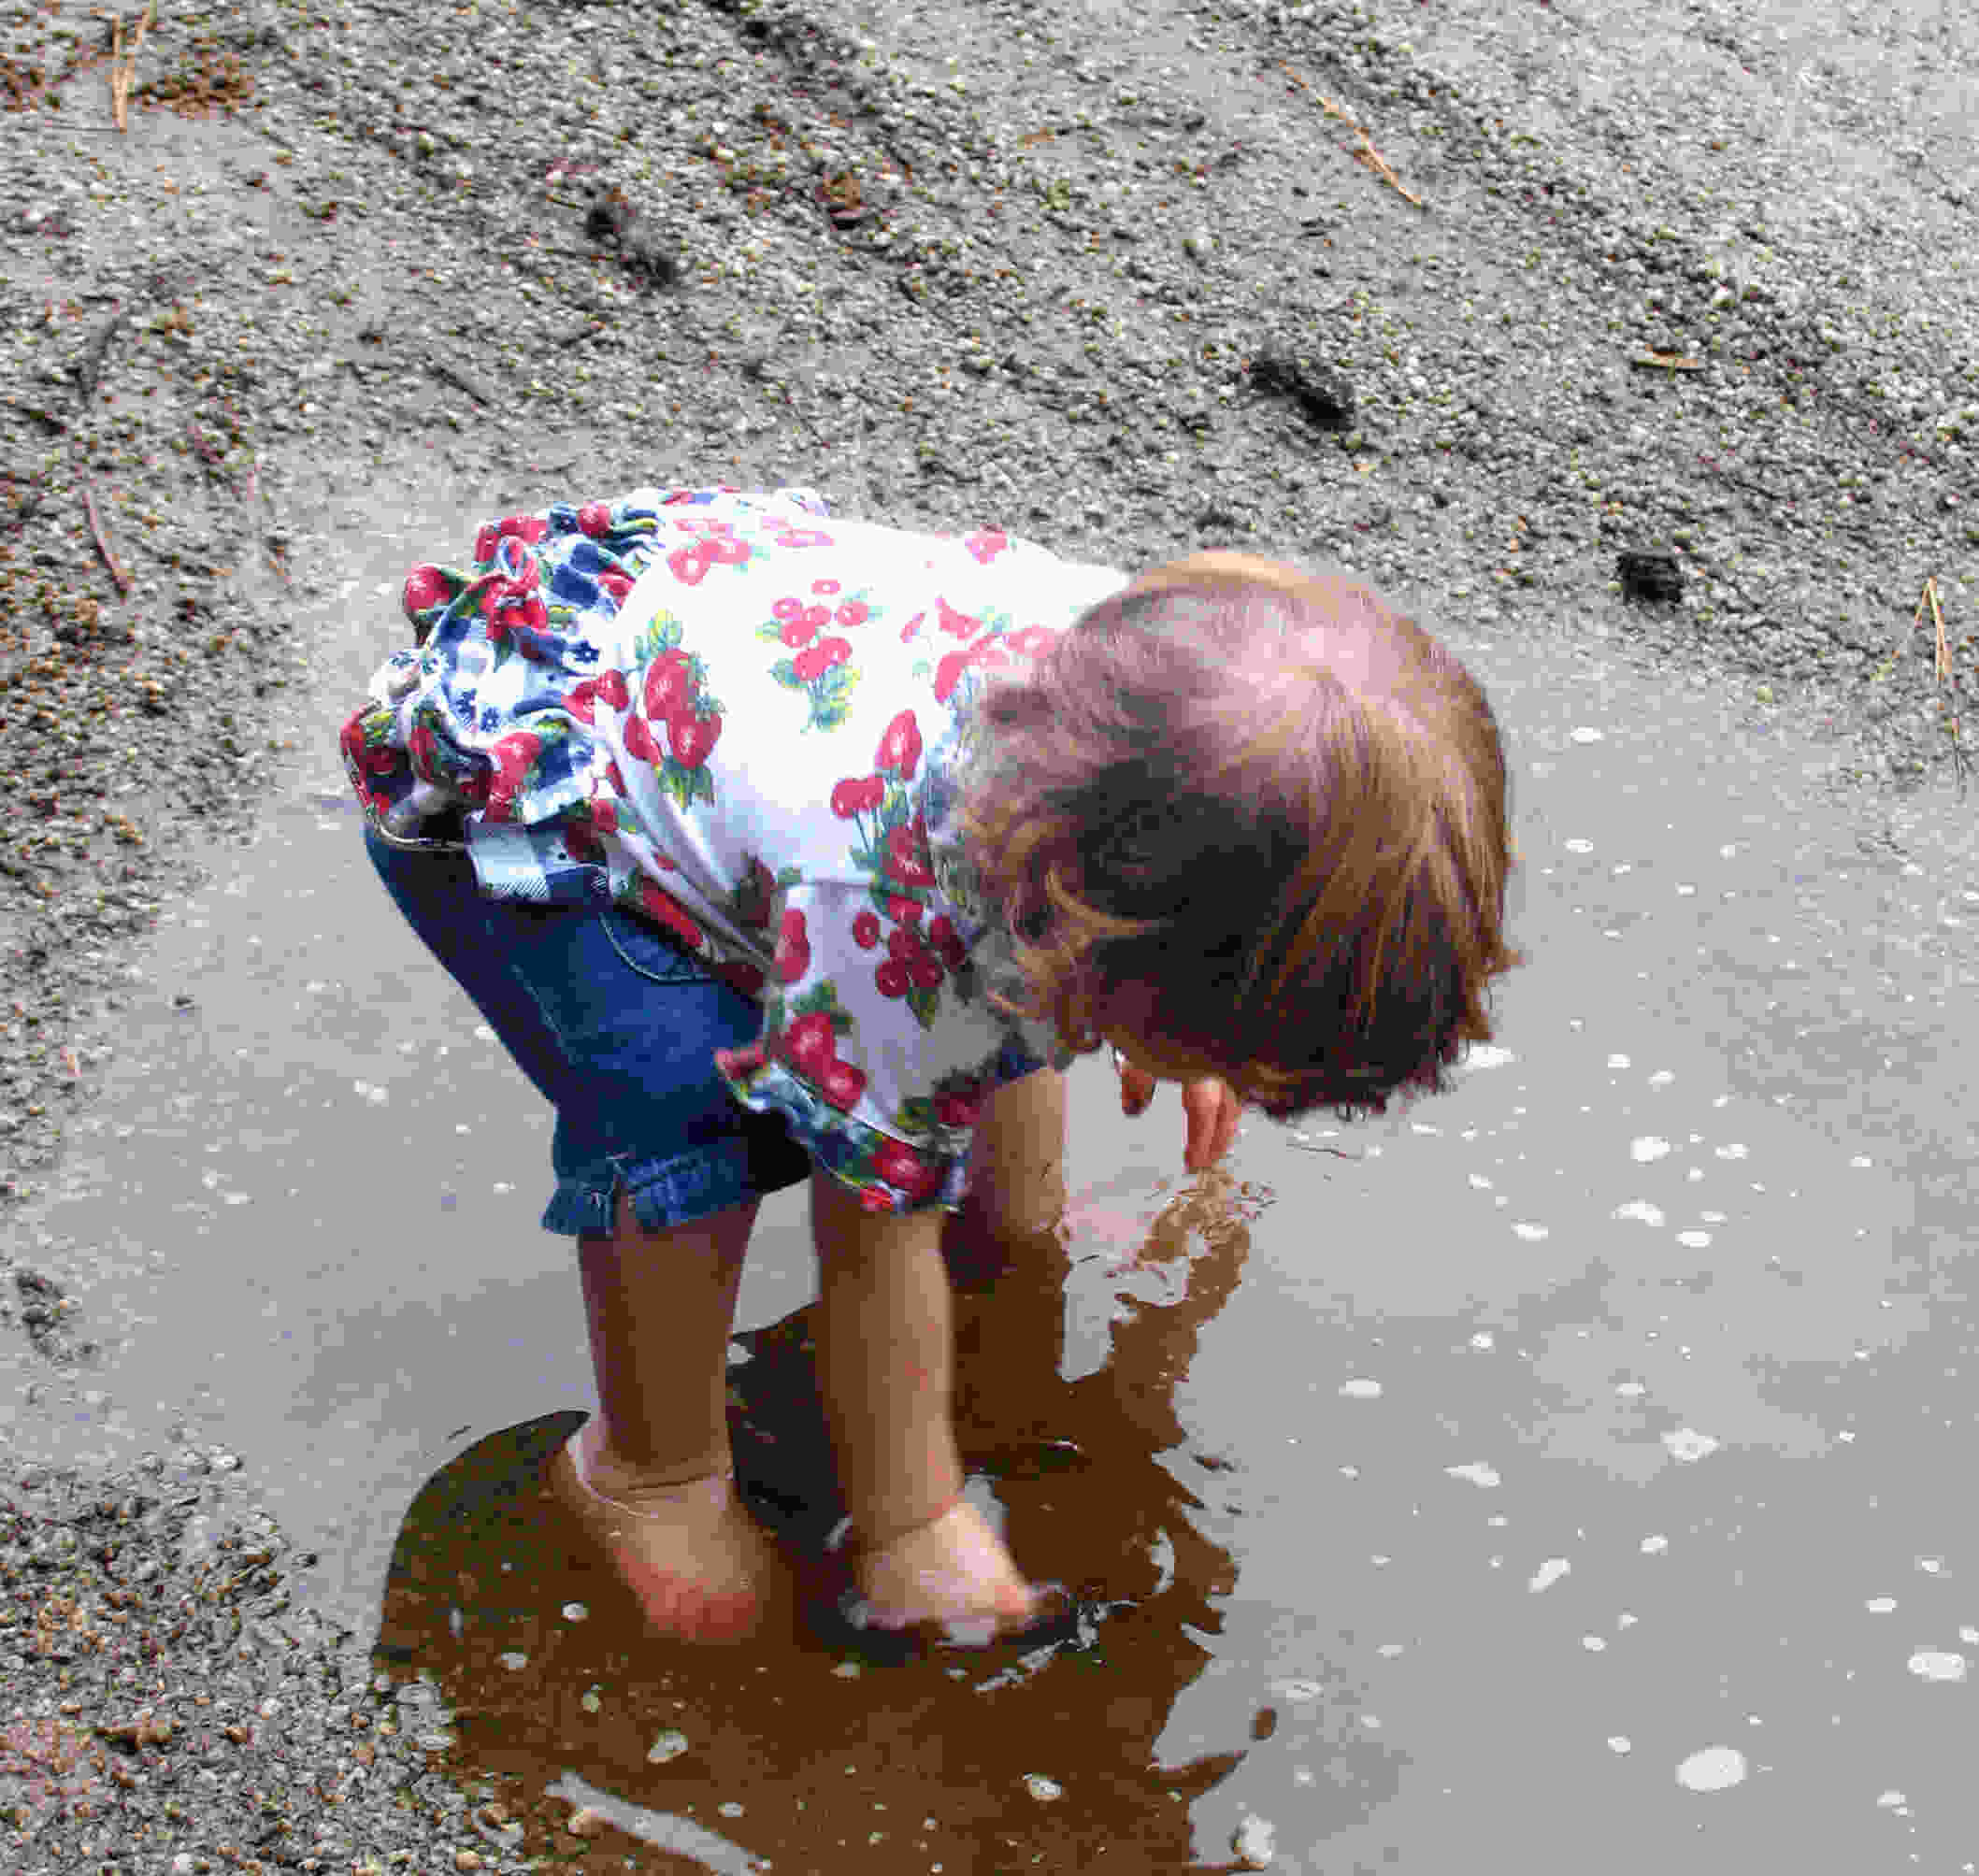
left=1179, top=1076, right=1226, bottom=1163
left=1209, top=1082, right=1242, bottom=1165
left=1119, top=1059, right=1156, bottom=1117
left=1182, top=1078, right=1238, bottom=1172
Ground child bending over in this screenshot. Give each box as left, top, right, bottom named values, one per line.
left=342, top=486, right=1521, bottom=1646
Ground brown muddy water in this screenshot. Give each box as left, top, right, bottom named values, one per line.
left=7, top=485, right=1979, bottom=1871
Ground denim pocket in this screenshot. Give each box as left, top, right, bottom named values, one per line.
left=598, top=904, right=711, bottom=988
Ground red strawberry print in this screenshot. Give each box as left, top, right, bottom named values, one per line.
left=962, top=528, right=1010, bottom=565
left=811, top=579, right=840, bottom=595
left=338, top=718, right=372, bottom=792
left=886, top=895, right=922, bottom=926
left=853, top=909, right=882, bottom=949
left=482, top=731, right=542, bottom=823
left=935, top=595, right=982, bottom=639
left=792, top=637, right=852, bottom=683
left=782, top=617, right=817, bottom=650
left=576, top=502, right=612, bottom=537
left=874, top=958, right=911, bottom=998
left=595, top=669, right=630, bottom=712
left=667, top=543, right=713, bottom=585
left=621, top=714, right=658, bottom=764
left=774, top=908, right=810, bottom=984
left=933, top=649, right=973, bottom=703
left=604, top=758, right=627, bottom=795
left=871, top=1138, right=942, bottom=1200
left=402, top=564, right=450, bottom=614
left=564, top=679, right=599, bottom=725
left=717, top=1041, right=768, bottom=1077
left=883, top=819, right=936, bottom=888
left=702, top=534, right=750, bottom=566
left=835, top=599, right=870, bottom=628
left=636, top=877, right=703, bottom=951
left=475, top=513, right=549, bottom=562
left=876, top=709, right=922, bottom=780
left=927, top=914, right=968, bottom=971
left=820, top=1059, right=868, bottom=1111
left=407, top=723, right=439, bottom=781
left=597, top=569, right=634, bottom=606
left=643, top=650, right=693, bottom=722
left=831, top=774, right=884, bottom=819
left=667, top=709, right=722, bottom=769
left=781, top=1011, right=838, bottom=1078
left=506, top=593, right=551, bottom=641
left=587, top=795, right=619, bottom=836
left=886, top=925, right=923, bottom=962
left=934, top=1087, right=984, bottom=1127
left=908, top=953, right=945, bottom=992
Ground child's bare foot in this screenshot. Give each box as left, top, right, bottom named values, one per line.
left=547, top=1423, right=787, bottom=1643
left=847, top=1497, right=1046, bottom=1646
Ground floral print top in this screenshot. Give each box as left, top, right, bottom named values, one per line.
left=341, top=486, right=1127, bottom=1214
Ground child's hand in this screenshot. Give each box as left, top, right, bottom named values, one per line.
left=1116, top=1055, right=1242, bottom=1173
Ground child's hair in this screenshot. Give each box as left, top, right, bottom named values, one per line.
left=961, top=551, right=1525, bottom=1122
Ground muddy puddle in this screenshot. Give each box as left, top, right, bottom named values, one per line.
left=7, top=482, right=1979, bottom=1869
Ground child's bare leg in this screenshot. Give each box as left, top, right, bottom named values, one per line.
left=810, top=1169, right=1038, bottom=1637
left=551, top=1188, right=788, bottom=1642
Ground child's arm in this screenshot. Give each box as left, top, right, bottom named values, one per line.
left=963, top=1068, right=1068, bottom=1239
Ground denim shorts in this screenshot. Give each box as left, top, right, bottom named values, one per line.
left=364, top=825, right=812, bottom=1237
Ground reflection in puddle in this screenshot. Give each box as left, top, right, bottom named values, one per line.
left=367, top=1176, right=1339, bottom=1870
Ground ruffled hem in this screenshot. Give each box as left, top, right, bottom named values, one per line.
left=715, top=1052, right=969, bottom=1216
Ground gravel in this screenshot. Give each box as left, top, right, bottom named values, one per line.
left=2, top=0, right=1974, bottom=1866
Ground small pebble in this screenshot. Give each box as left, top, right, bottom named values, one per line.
left=1675, top=1746, right=1747, bottom=1792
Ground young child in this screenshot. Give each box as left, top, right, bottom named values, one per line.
left=341, top=484, right=1521, bottom=1646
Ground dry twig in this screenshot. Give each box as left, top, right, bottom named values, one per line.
left=1281, top=64, right=1425, bottom=208
left=110, top=5, right=154, bottom=133
left=1873, top=577, right=1966, bottom=792
left=427, top=358, right=496, bottom=406
left=76, top=465, right=132, bottom=594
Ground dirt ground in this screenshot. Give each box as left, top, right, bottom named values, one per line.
left=2, top=0, right=1975, bottom=1866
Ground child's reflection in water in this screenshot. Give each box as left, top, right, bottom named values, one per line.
left=376, top=1167, right=1268, bottom=1871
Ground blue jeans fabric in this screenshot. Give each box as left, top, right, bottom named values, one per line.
left=364, top=825, right=811, bottom=1237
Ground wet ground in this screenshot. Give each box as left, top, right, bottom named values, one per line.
left=6, top=486, right=1977, bottom=1871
